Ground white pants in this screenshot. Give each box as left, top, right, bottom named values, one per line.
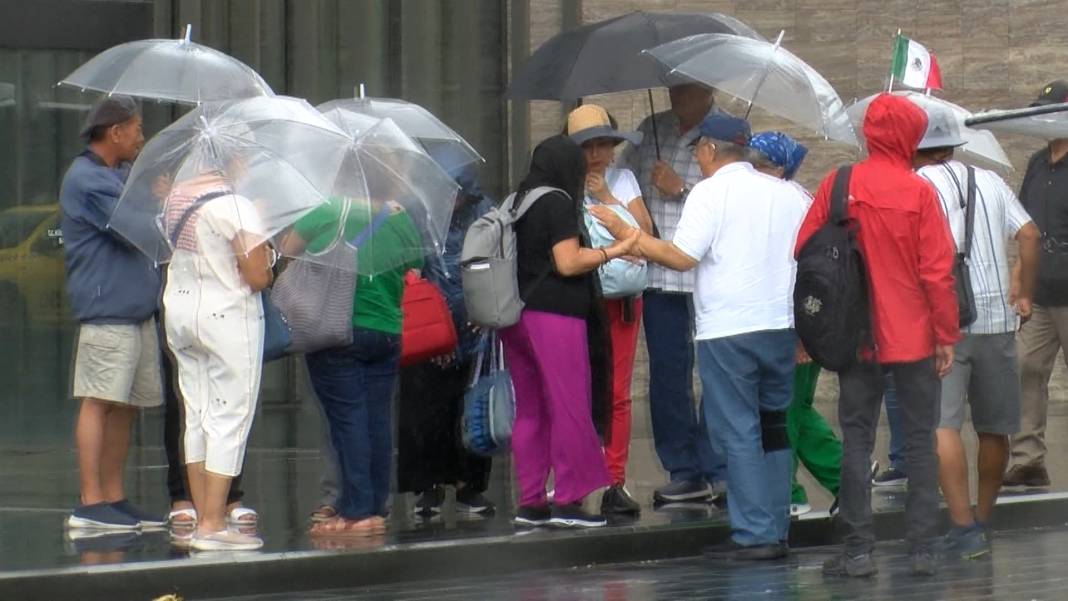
left=164, top=282, right=264, bottom=477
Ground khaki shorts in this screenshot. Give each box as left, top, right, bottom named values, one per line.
left=72, top=320, right=163, bottom=408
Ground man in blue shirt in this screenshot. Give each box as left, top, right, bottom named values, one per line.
left=60, top=96, right=164, bottom=530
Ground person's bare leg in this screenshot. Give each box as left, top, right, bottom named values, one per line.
left=936, top=427, right=973, bottom=527
left=190, top=463, right=232, bottom=536
left=100, top=405, right=137, bottom=502
left=75, top=398, right=111, bottom=505
left=975, top=433, right=1009, bottom=524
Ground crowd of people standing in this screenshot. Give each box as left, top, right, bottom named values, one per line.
left=56, top=74, right=1068, bottom=575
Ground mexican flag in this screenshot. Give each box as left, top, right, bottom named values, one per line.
left=890, top=34, right=943, bottom=90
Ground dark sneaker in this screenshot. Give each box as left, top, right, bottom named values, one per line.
left=601, top=484, right=641, bottom=515
left=455, top=489, right=495, bottom=515
left=910, top=550, right=936, bottom=576
left=513, top=505, right=552, bottom=527
left=872, top=467, right=907, bottom=487
left=67, top=502, right=140, bottom=530
left=870, top=460, right=880, bottom=481
left=1002, top=464, right=1050, bottom=489
left=65, top=529, right=141, bottom=554
left=822, top=552, right=877, bottom=577
left=414, top=487, right=445, bottom=515
left=549, top=503, right=606, bottom=528
left=703, top=541, right=788, bottom=561
left=653, top=480, right=711, bottom=503
left=935, top=525, right=990, bottom=560
left=111, top=499, right=166, bottom=528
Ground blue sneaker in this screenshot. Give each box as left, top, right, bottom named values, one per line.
left=935, top=524, right=990, bottom=559
left=111, top=499, right=166, bottom=528
left=66, top=502, right=140, bottom=530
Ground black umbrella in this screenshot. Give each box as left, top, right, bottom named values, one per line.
left=508, top=10, right=763, bottom=157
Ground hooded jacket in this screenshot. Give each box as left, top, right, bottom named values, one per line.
left=795, top=94, right=960, bottom=363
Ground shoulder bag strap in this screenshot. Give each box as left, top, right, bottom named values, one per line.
left=169, top=190, right=231, bottom=247
left=963, top=165, right=977, bottom=259
left=829, top=166, right=852, bottom=224
left=347, top=203, right=393, bottom=248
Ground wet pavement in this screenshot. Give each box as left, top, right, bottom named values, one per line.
left=197, top=525, right=1068, bottom=601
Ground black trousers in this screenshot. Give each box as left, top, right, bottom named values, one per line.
left=162, top=348, right=244, bottom=504
left=396, top=359, right=491, bottom=494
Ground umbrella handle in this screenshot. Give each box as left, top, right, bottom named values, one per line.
left=647, top=89, right=661, bottom=160
left=744, top=30, right=786, bottom=121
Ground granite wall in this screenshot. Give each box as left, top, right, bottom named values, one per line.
left=523, top=0, right=1068, bottom=192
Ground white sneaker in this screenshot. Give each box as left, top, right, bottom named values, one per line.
left=190, top=529, right=263, bottom=551
left=790, top=503, right=812, bottom=517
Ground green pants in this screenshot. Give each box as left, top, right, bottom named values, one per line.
left=788, top=363, right=842, bottom=504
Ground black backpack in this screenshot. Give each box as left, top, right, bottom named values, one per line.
left=794, top=167, right=870, bottom=372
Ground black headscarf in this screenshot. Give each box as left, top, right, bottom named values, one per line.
left=516, top=135, right=586, bottom=213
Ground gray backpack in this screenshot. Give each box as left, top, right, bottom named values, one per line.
left=460, top=186, right=561, bottom=328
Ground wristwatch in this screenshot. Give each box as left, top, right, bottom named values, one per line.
left=676, top=184, right=690, bottom=200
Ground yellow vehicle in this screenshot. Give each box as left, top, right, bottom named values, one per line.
left=0, top=204, right=67, bottom=326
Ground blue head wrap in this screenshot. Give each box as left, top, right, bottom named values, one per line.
left=748, top=131, right=808, bottom=180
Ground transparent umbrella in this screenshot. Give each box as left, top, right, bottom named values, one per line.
left=846, top=91, right=1013, bottom=173
left=968, top=106, right=1068, bottom=141
left=279, top=105, right=459, bottom=276
left=317, top=96, right=481, bottom=174
left=645, top=32, right=858, bottom=146
left=59, top=25, right=272, bottom=105
left=108, top=95, right=351, bottom=264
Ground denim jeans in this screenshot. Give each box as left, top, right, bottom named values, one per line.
left=643, top=291, right=725, bottom=484
left=698, top=329, right=795, bottom=547
left=839, top=359, right=941, bottom=555
left=883, top=373, right=906, bottom=472
left=306, top=327, right=400, bottom=520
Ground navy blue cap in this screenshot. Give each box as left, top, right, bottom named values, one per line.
left=698, top=114, right=751, bottom=146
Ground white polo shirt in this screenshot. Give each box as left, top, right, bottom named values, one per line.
left=672, top=161, right=809, bottom=341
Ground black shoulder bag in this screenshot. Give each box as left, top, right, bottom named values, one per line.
left=946, top=165, right=978, bottom=327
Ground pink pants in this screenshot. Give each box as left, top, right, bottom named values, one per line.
left=501, top=310, right=609, bottom=507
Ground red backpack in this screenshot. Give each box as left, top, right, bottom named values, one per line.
left=400, top=270, right=458, bottom=366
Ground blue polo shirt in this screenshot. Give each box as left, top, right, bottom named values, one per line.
left=59, top=150, right=160, bottom=324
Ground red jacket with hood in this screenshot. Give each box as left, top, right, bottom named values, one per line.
left=795, top=93, right=960, bottom=363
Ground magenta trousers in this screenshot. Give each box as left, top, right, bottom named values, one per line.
left=500, top=310, right=609, bottom=507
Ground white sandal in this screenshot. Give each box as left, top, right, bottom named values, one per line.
left=228, top=506, right=258, bottom=525
left=167, top=507, right=198, bottom=525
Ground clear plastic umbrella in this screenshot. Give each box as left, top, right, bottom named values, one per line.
left=108, top=95, right=351, bottom=264
left=59, top=25, right=272, bottom=105
left=281, top=105, right=459, bottom=276
left=644, top=32, right=859, bottom=146
left=968, top=109, right=1068, bottom=141
left=317, top=96, right=482, bottom=174
left=846, top=91, right=1013, bottom=173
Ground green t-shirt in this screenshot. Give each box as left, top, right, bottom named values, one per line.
left=293, top=198, right=424, bottom=334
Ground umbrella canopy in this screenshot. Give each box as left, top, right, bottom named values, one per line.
left=968, top=109, right=1068, bottom=141
left=282, top=105, right=460, bottom=275
left=645, top=33, right=858, bottom=146
left=318, top=97, right=482, bottom=174
left=846, top=92, right=1013, bottom=173
left=109, top=95, right=351, bottom=263
left=59, top=27, right=272, bottom=105
left=508, top=10, right=764, bottom=100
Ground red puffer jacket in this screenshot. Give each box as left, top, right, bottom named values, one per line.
left=795, top=93, right=960, bottom=363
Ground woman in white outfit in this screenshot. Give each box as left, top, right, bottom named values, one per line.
left=162, top=170, right=273, bottom=551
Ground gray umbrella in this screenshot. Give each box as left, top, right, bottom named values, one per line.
left=507, top=11, right=764, bottom=101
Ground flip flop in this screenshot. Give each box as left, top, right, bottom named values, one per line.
left=309, top=505, right=338, bottom=523
left=227, top=506, right=258, bottom=526
left=168, top=507, right=198, bottom=526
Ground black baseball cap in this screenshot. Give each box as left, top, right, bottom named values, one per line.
left=1031, top=80, right=1068, bottom=107
left=80, top=95, right=140, bottom=141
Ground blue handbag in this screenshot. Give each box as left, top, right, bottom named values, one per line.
left=261, top=291, right=291, bottom=362
left=461, top=334, right=514, bottom=456
left=583, top=204, right=647, bottom=298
